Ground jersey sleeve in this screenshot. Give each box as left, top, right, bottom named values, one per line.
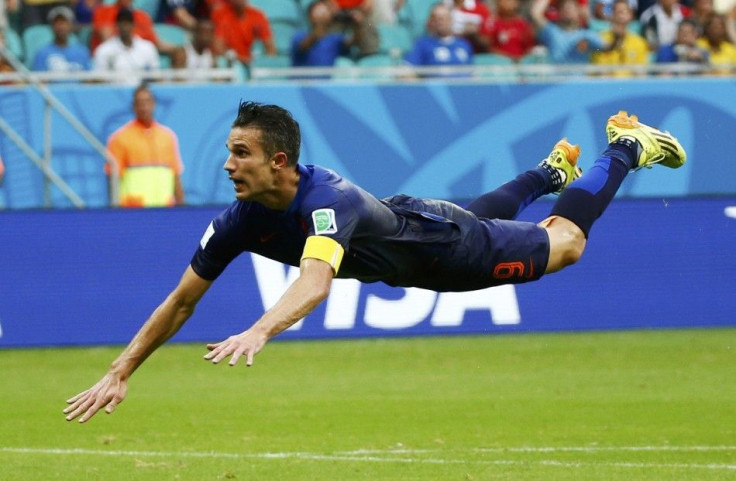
left=300, top=185, right=359, bottom=249
left=190, top=203, right=248, bottom=281
left=298, top=185, right=360, bottom=274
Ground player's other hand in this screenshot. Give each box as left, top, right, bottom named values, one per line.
left=204, top=329, right=267, bottom=367
left=63, top=373, right=128, bottom=423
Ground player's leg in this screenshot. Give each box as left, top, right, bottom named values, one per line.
left=466, top=139, right=582, bottom=220
left=541, top=111, right=687, bottom=273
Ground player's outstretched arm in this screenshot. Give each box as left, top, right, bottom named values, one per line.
left=204, top=258, right=334, bottom=367
left=63, top=266, right=212, bottom=423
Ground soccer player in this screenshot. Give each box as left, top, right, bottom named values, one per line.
left=64, top=103, right=686, bottom=423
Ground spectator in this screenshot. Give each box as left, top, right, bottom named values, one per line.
left=1, top=0, right=19, bottom=32
left=106, top=84, right=185, bottom=208
left=697, top=12, right=736, bottom=71
left=32, top=6, right=91, bottom=73
left=211, top=0, right=276, bottom=66
left=592, top=0, right=650, bottom=75
left=691, top=0, right=715, bottom=31
left=444, top=0, right=493, bottom=52
left=291, top=0, right=356, bottom=67
left=728, top=6, right=736, bottom=43
left=531, top=0, right=605, bottom=63
left=71, top=0, right=102, bottom=25
left=90, top=0, right=159, bottom=52
left=158, top=0, right=212, bottom=30
left=484, top=0, right=536, bottom=59
left=640, top=0, right=691, bottom=50
left=592, top=0, right=637, bottom=21
left=404, top=3, right=474, bottom=75
left=656, top=18, right=709, bottom=63
left=326, top=0, right=379, bottom=58
left=19, top=0, right=70, bottom=30
left=93, top=8, right=160, bottom=84
left=171, top=18, right=217, bottom=69
left=543, top=0, right=590, bottom=25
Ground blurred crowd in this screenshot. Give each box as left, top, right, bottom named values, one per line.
left=0, top=0, right=735, bottom=82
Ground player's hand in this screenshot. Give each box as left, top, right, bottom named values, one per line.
left=204, top=329, right=268, bottom=367
left=63, top=373, right=128, bottom=423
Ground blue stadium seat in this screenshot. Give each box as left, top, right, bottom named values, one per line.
left=271, top=20, right=299, bottom=55
left=474, top=53, right=517, bottom=81
left=250, top=0, right=303, bottom=26
left=76, top=25, right=92, bottom=49
left=251, top=54, right=293, bottom=80
left=154, top=23, right=189, bottom=46
left=357, top=53, right=397, bottom=80
left=407, top=0, right=436, bottom=37
left=377, top=24, right=413, bottom=56
left=133, top=0, right=161, bottom=19
left=4, top=27, right=24, bottom=62
left=22, top=25, right=54, bottom=67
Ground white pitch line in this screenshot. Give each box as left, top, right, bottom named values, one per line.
left=2, top=446, right=736, bottom=471
left=342, top=445, right=736, bottom=455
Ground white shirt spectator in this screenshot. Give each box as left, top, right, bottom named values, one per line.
left=640, top=2, right=687, bottom=48
left=184, top=42, right=215, bottom=69
left=93, top=35, right=160, bottom=84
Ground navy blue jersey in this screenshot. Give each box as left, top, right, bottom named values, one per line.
left=191, top=164, right=549, bottom=291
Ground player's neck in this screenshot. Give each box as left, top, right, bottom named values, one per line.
left=257, top=167, right=300, bottom=211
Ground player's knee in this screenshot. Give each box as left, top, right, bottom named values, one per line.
left=542, top=216, right=586, bottom=272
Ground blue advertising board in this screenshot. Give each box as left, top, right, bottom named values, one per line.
left=1, top=197, right=734, bottom=348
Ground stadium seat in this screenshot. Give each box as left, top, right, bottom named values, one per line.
left=22, top=25, right=54, bottom=67
left=3, top=27, right=24, bottom=62
left=474, top=53, right=515, bottom=66
left=133, top=0, right=161, bottom=19
left=474, top=53, right=517, bottom=81
left=357, top=53, right=396, bottom=80
left=332, top=55, right=356, bottom=80
left=154, top=24, right=189, bottom=46
left=271, top=21, right=299, bottom=55
left=407, top=0, right=436, bottom=37
left=250, top=54, right=292, bottom=80
left=377, top=24, right=413, bottom=56
left=250, top=0, right=303, bottom=26
left=588, top=19, right=610, bottom=32
left=76, top=25, right=92, bottom=49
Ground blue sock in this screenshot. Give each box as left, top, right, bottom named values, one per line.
left=467, top=167, right=553, bottom=220
left=550, top=142, right=635, bottom=237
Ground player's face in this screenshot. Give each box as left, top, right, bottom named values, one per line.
left=224, top=127, right=278, bottom=202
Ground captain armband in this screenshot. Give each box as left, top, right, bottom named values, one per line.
left=301, top=236, right=345, bottom=274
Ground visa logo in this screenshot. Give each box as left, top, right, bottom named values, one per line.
left=251, top=255, right=521, bottom=331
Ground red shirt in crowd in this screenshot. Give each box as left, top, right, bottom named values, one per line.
left=91, top=4, right=159, bottom=51
left=211, top=3, right=273, bottom=63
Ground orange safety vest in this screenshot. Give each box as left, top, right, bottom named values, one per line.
left=106, top=120, right=184, bottom=207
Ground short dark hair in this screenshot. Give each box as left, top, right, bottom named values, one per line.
left=116, top=7, right=134, bottom=23
left=232, top=101, right=301, bottom=166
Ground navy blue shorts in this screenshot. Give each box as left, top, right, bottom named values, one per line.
left=420, top=216, right=550, bottom=292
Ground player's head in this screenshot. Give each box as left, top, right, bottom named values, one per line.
left=231, top=101, right=301, bottom=167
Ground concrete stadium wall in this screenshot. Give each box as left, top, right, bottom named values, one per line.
left=0, top=77, right=735, bottom=209
left=1, top=197, right=734, bottom=347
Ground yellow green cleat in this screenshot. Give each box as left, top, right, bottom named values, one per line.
left=538, top=138, right=583, bottom=194
left=606, top=111, right=687, bottom=170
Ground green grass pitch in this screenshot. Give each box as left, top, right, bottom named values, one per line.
left=1, top=328, right=735, bottom=480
